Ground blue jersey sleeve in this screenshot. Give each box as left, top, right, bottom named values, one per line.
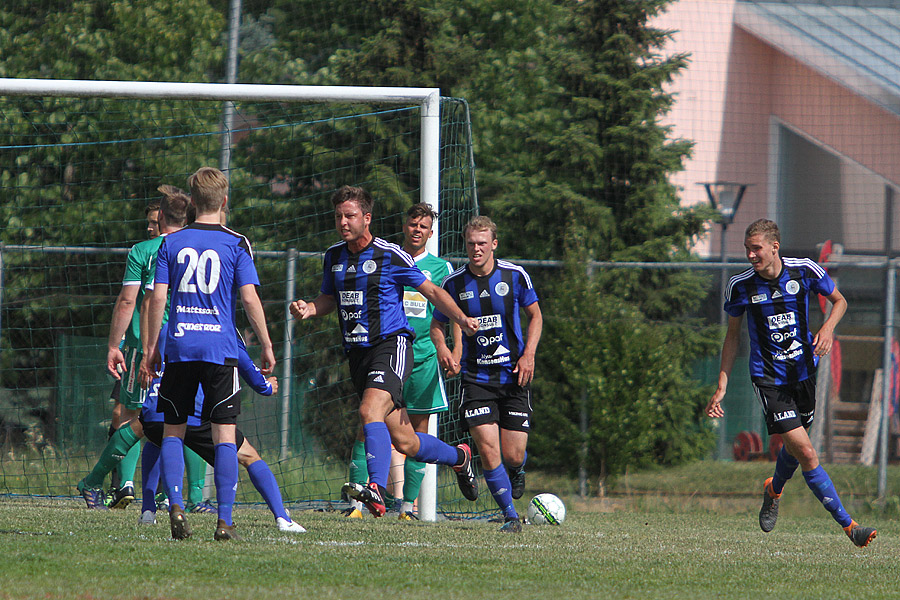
left=391, top=249, right=427, bottom=289
left=809, top=266, right=836, bottom=297
left=320, top=251, right=335, bottom=296
left=155, top=238, right=171, bottom=286
left=237, top=337, right=273, bottom=396
left=516, top=271, right=538, bottom=307
left=234, top=245, right=260, bottom=288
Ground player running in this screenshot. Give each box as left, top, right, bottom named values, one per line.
left=705, top=218, right=876, bottom=548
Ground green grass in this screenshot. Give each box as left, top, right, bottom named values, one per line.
left=2, top=460, right=900, bottom=599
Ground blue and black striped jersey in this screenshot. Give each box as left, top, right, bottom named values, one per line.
left=320, top=237, right=426, bottom=350
left=725, top=257, right=835, bottom=386
left=434, top=259, right=538, bottom=385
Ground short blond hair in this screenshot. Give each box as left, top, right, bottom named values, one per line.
left=463, top=215, right=497, bottom=241
left=745, top=218, right=780, bottom=244
left=188, top=167, right=228, bottom=215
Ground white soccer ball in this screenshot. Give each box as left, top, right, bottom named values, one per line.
left=527, top=493, right=566, bottom=525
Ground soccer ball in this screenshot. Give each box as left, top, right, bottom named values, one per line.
left=527, top=493, right=566, bottom=525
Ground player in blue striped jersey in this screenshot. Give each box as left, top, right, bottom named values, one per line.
left=141, top=167, right=276, bottom=541
left=431, top=216, right=542, bottom=533
left=706, top=218, right=875, bottom=547
left=290, top=186, right=481, bottom=517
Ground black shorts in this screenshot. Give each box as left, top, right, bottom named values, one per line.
left=752, top=378, right=816, bottom=435
left=109, top=379, right=121, bottom=402
left=141, top=419, right=246, bottom=465
left=157, top=361, right=241, bottom=425
left=347, top=335, right=414, bottom=409
left=459, top=380, right=532, bottom=432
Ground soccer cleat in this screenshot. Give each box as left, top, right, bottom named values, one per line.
left=214, top=519, right=241, bottom=541
left=155, top=492, right=169, bottom=513
left=844, top=521, right=877, bottom=548
left=276, top=517, right=307, bottom=533
left=76, top=481, right=109, bottom=510
left=759, top=477, right=780, bottom=533
left=508, top=465, right=526, bottom=500
left=398, top=511, right=419, bottom=521
left=187, top=500, right=216, bottom=514
left=452, top=443, right=479, bottom=501
left=139, top=510, right=157, bottom=525
left=107, top=485, right=135, bottom=510
left=341, top=507, right=364, bottom=519
left=343, top=481, right=387, bottom=517
left=499, top=517, right=523, bottom=533
left=168, top=505, right=193, bottom=540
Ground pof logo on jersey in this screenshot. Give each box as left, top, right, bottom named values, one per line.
left=362, top=260, right=377, bottom=274
left=766, top=312, right=796, bottom=330
left=495, top=282, right=509, bottom=297
left=785, top=280, right=800, bottom=295
left=341, top=309, right=363, bottom=321
left=771, top=328, right=798, bottom=343
left=332, top=264, right=344, bottom=272
left=773, top=340, right=803, bottom=361
left=403, top=290, right=428, bottom=318
left=459, top=290, right=474, bottom=301
left=751, top=293, right=767, bottom=304
left=477, top=333, right=504, bottom=347
left=477, top=314, right=502, bottom=330
left=339, top=290, right=363, bottom=306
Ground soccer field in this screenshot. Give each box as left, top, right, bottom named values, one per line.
left=1, top=498, right=897, bottom=599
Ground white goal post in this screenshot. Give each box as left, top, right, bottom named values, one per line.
left=0, top=77, right=445, bottom=521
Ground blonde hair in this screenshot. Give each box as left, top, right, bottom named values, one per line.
left=463, top=215, right=498, bottom=241
left=745, top=218, right=780, bottom=244
left=188, top=167, right=228, bottom=215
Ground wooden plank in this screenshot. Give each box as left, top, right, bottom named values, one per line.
left=859, top=369, right=883, bottom=466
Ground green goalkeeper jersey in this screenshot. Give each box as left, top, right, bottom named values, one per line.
left=121, top=235, right=166, bottom=349
left=403, top=251, right=453, bottom=361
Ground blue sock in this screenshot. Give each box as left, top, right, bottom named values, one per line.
left=141, top=442, right=161, bottom=513
left=771, top=446, right=799, bottom=495
left=803, top=466, right=852, bottom=528
left=160, top=437, right=185, bottom=510
left=363, top=422, right=392, bottom=489
left=413, top=432, right=459, bottom=466
left=214, top=442, right=239, bottom=526
left=484, top=464, right=518, bottom=519
left=247, top=460, right=289, bottom=521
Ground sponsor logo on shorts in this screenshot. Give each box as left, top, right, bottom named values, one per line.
left=332, top=264, right=344, bottom=272
left=767, top=312, right=796, bottom=330
left=176, top=304, right=220, bottom=315
left=751, top=293, right=767, bottom=304
left=509, top=411, right=528, bottom=417
left=369, top=370, right=385, bottom=383
left=339, top=290, right=363, bottom=306
left=477, top=314, right=502, bottom=330
left=464, top=406, right=491, bottom=418
left=174, top=322, right=223, bottom=337
left=477, top=333, right=504, bottom=347
left=785, top=280, right=800, bottom=295
left=459, top=291, right=474, bottom=301
left=774, top=410, right=796, bottom=422
left=771, top=328, right=798, bottom=343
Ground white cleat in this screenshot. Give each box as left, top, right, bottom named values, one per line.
left=276, top=516, right=307, bottom=533
left=139, top=510, right=157, bottom=525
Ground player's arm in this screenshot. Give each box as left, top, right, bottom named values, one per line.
left=240, top=283, right=276, bottom=376
left=705, top=314, right=744, bottom=418
left=289, top=293, right=336, bottom=320
left=813, top=287, right=847, bottom=357
left=513, top=301, right=543, bottom=387
left=139, top=282, right=168, bottom=389
left=430, top=317, right=460, bottom=376
left=417, top=280, right=478, bottom=335
left=139, top=291, right=152, bottom=356
left=237, top=335, right=275, bottom=396
left=106, top=284, right=140, bottom=378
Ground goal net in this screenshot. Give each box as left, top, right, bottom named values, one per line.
left=0, top=79, right=493, bottom=518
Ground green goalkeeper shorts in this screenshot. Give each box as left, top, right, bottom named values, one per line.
left=403, top=355, right=449, bottom=415
left=119, top=345, right=147, bottom=410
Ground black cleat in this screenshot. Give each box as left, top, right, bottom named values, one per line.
left=168, top=505, right=193, bottom=540
left=453, top=443, right=478, bottom=501
left=107, top=485, right=135, bottom=510
left=343, top=481, right=386, bottom=517
left=508, top=465, right=526, bottom=500
left=499, top=517, right=523, bottom=533
left=759, top=477, right=780, bottom=533
left=214, top=519, right=241, bottom=541
left=844, top=521, right=877, bottom=548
